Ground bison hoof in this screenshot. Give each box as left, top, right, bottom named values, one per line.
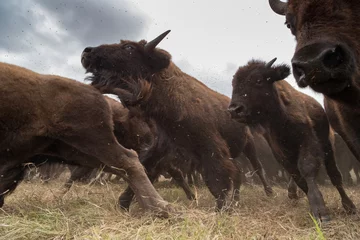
left=265, top=187, right=274, bottom=197
left=187, top=193, right=196, bottom=201
left=119, top=197, right=132, bottom=211
left=0, top=197, right=4, bottom=208
left=320, top=215, right=331, bottom=223
left=288, top=192, right=299, bottom=200
left=343, top=200, right=357, bottom=214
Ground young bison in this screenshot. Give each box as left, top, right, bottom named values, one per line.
left=228, top=58, right=356, bottom=221
left=268, top=0, right=360, bottom=165
left=81, top=30, right=273, bottom=211
left=0, top=62, right=170, bottom=215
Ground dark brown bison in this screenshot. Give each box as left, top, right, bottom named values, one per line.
left=81, top=31, right=273, bottom=211
left=268, top=0, right=360, bottom=165
left=228, top=58, right=355, bottom=221
left=0, top=62, right=170, bottom=214
left=37, top=96, right=196, bottom=201
left=105, top=97, right=196, bottom=202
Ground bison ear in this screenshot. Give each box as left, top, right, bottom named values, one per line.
left=272, top=65, right=291, bottom=82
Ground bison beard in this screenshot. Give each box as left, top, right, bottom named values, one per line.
left=0, top=62, right=171, bottom=216
left=82, top=31, right=273, bottom=211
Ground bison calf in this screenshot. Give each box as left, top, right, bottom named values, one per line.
left=228, top=58, right=356, bottom=221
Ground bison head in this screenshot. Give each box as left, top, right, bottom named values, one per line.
left=81, top=30, right=172, bottom=89
left=269, top=0, right=359, bottom=96
left=228, top=58, right=290, bottom=124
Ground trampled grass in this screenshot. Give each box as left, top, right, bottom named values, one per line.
left=1, top=177, right=360, bottom=240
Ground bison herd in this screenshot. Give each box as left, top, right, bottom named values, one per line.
left=1, top=0, right=360, bottom=222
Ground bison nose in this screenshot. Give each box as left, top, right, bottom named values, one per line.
left=83, top=47, right=93, bottom=53
left=291, top=62, right=308, bottom=88
left=292, top=43, right=348, bottom=87
left=228, top=104, right=246, bottom=118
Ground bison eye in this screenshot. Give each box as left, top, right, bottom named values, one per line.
left=256, top=79, right=263, bottom=86
left=285, top=14, right=297, bottom=36
left=285, top=22, right=291, bottom=29
left=124, top=45, right=135, bottom=51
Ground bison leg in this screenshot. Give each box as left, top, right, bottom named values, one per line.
left=118, top=153, right=162, bottom=211
left=201, top=147, right=234, bottom=211
left=167, top=167, right=195, bottom=200
left=187, top=172, right=194, bottom=186
left=323, top=141, right=356, bottom=214
left=58, top=129, right=170, bottom=214
left=232, top=169, right=242, bottom=202
left=0, top=164, right=25, bottom=207
left=354, top=165, right=360, bottom=184
left=296, top=149, right=330, bottom=222
left=287, top=177, right=298, bottom=199
left=243, top=140, right=273, bottom=196
left=64, top=166, right=94, bottom=190
left=192, top=171, right=201, bottom=186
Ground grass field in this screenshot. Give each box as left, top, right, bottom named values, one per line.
left=1, top=176, right=360, bottom=240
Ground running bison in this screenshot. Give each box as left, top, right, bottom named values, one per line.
left=268, top=0, right=360, bottom=165
left=31, top=97, right=196, bottom=201
left=81, top=30, right=273, bottom=211
left=0, top=62, right=170, bottom=215
left=228, top=58, right=356, bottom=221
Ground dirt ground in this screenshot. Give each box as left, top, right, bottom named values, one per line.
left=1, top=177, right=360, bottom=240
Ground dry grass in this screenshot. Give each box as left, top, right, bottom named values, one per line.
left=1, top=178, right=360, bottom=240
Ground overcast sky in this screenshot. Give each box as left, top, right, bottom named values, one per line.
left=0, top=0, right=324, bottom=104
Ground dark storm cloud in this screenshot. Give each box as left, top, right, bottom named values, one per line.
left=0, top=0, right=149, bottom=80
left=0, top=0, right=148, bottom=52
left=37, top=0, right=149, bottom=46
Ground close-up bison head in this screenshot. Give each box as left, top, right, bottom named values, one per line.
left=228, top=58, right=290, bottom=124
left=269, top=0, right=359, bottom=96
left=81, top=30, right=172, bottom=87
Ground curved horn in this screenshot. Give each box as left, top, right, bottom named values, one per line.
left=265, top=58, right=277, bottom=68
left=269, top=0, right=287, bottom=16
left=144, top=30, right=171, bottom=52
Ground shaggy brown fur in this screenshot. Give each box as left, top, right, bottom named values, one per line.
left=229, top=58, right=356, bottom=221
left=104, top=97, right=196, bottom=202
left=0, top=62, right=170, bottom=214
left=32, top=97, right=196, bottom=201
left=268, top=0, right=360, bottom=167
left=81, top=31, right=273, bottom=211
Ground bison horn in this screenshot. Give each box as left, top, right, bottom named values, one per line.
left=269, top=0, right=287, bottom=16
left=144, top=30, right=171, bottom=52
left=266, top=58, right=277, bottom=68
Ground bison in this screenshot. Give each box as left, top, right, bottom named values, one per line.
left=0, top=62, right=170, bottom=215
left=268, top=0, right=360, bottom=165
left=31, top=96, right=196, bottom=201
left=228, top=58, right=356, bottom=221
left=81, top=30, right=273, bottom=211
